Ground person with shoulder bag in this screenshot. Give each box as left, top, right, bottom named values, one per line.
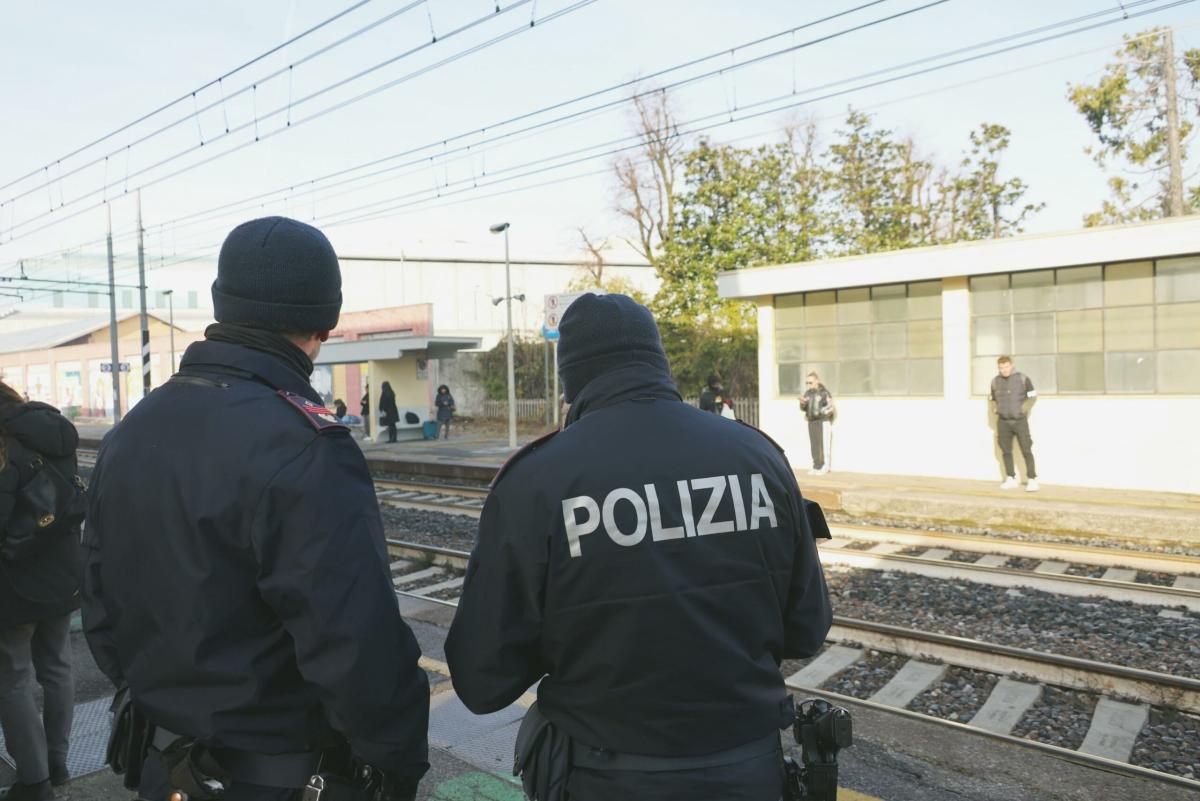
left=0, top=380, right=85, bottom=801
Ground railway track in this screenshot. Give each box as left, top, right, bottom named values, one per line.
left=386, top=539, right=1200, bottom=790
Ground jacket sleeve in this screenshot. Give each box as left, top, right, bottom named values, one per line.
left=782, top=489, right=833, bottom=659
left=252, top=434, right=429, bottom=781
left=0, top=463, right=17, bottom=533
left=444, top=489, right=547, bottom=714
left=80, top=461, right=126, bottom=687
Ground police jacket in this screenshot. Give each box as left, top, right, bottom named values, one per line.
left=990, top=372, right=1036, bottom=420
left=0, top=402, right=82, bottom=630
left=445, top=364, right=832, bottom=757
left=82, top=340, right=429, bottom=781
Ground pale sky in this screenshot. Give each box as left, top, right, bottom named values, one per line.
left=3, top=0, right=1200, bottom=306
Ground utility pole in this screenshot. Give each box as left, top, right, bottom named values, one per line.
left=543, top=338, right=551, bottom=428
left=1164, top=27, right=1185, bottom=217
left=106, top=205, right=123, bottom=424
left=136, top=190, right=152, bottom=396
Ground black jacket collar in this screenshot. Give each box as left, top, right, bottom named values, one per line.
left=565, top=364, right=681, bottom=426
left=178, top=340, right=321, bottom=403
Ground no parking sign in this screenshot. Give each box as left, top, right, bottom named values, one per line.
left=544, top=290, right=600, bottom=336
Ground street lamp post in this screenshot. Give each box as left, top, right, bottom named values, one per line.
left=490, top=222, right=517, bottom=449
left=164, top=290, right=176, bottom=374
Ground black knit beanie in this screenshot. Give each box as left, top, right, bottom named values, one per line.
left=211, top=216, right=342, bottom=332
left=557, top=293, right=670, bottom=402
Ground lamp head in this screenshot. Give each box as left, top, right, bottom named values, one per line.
left=489, top=222, right=510, bottom=234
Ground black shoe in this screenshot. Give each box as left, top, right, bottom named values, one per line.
left=49, top=765, right=69, bottom=787
left=0, top=780, right=54, bottom=801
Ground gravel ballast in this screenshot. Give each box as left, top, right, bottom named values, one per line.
left=381, top=506, right=477, bottom=552
left=826, top=568, right=1199, bottom=677
left=1010, top=686, right=1096, bottom=750
left=819, top=649, right=908, bottom=699
left=906, top=666, right=998, bottom=723
left=1131, top=708, right=1200, bottom=780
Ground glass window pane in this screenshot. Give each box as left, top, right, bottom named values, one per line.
left=837, top=325, right=870, bottom=359
left=776, top=329, right=805, bottom=363
left=1158, top=350, right=1200, bottom=393
left=908, top=319, right=942, bottom=358
left=908, top=281, right=942, bottom=319
left=873, top=361, right=908, bottom=395
left=1012, top=270, right=1055, bottom=312
left=806, top=291, right=837, bottom=326
left=1157, top=302, right=1200, bottom=349
left=974, top=316, right=1011, bottom=356
left=1013, top=313, right=1055, bottom=354
left=972, top=357, right=997, bottom=395
left=775, top=294, right=804, bottom=328
left=909, top=359, right=943, bottom=396
left=778, top=363, right=802, bottom=396
left=1105, top=352, right=1155, bottom=393
left=838, top=287, right=871, bottom=324
left=1156, top=256, right=1200, bottom=303
left=1057, top=309, right=1102, bottom=353
left=839, top=360, right=871, bottom=395
left=803, top=363, right=839, bottom=395
left=1105, top=261, right=1154, bottom=306
left=807, top=326, right=838, bottom=360
left=872, top=323, right=907, bottom=359
left=1058, top=353, right=1105, bottom=393
left=970, top=274, right=1010, bottom=315
left=1012, top=355, right=1057, bottom=394
left=1057, top=265, right=1103, bottom=310
left=1104, top=306, right=1154, bottom=351
left=871, top=284, right=907, bottom=322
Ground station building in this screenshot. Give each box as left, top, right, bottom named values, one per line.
left=718, top=216, right=1200, bottom=495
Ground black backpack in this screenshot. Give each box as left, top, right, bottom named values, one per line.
left=0, top=435, right=87, bottom=562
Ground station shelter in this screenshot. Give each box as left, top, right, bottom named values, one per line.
left=0, top=311, right=196, bottom=419
left=717, top=216, right=1200, bottom=495
left=315, top=304, right=480, bottom=441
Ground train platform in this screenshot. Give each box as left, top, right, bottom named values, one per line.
left=76, top=421, right=1198, bottom=544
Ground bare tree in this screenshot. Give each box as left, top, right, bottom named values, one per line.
left=613, top=91, right=684, bottom=264
left=576, top=227, right=608, bottom=285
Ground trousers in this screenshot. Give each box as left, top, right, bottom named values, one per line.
left=997, top=417, right=1036, bottom=479
left=566, top=746, right=784, bottom=801
left=807, top=420, right=831, bottom=470
left=0, top=613, right=74, bottom=784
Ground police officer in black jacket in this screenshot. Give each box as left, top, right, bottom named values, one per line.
left=445, top=294, right=832, bottom=801
left=82, top=217, right=429, bottom=801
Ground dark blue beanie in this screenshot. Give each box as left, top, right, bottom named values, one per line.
left=212, top=216, right=342, bottom=332
left=557, top=293, right=670, bottom=402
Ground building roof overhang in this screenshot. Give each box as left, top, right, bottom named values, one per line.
left=717, top=215, right=1200, bottom=299
left=314, top=335, right=482, bottom=365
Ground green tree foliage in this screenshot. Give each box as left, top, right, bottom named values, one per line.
left=1068, top=27, right=1200, bottom=225
left=467, top=335, right=554, bottom=402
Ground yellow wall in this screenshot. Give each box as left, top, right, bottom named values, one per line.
left=365, top=353, right=433, bottom=437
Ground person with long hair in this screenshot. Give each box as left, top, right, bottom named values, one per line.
left=434, top=385, right=455, bottom=440
left=0, top=380, right=81, bottom=801
left=379, top=381, right=399, bottom=443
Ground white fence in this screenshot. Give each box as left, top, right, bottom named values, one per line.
left=476, top=397, right=759, bottom=426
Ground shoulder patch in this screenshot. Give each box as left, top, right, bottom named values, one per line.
left=735, top=418, right=786, bottom=455
left=490, top=429, right=559, bottom=489
left=277, top=390, right=349, bottom=433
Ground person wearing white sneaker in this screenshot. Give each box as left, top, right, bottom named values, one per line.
left=990, top=356, right=1038, bottom=491
left=800, top=373, right=835, bottom=475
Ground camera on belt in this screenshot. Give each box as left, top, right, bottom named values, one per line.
left=784, top=698, right=854, bottom=801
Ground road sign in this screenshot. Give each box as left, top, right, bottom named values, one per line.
left=100, top=362, right=130, bottom=373
left=541, top=324, right=560, bottom=341
left=544, top=290, right=600, bottom=332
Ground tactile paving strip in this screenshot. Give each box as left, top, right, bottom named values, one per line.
left=0, top=696, right=113, bottom=779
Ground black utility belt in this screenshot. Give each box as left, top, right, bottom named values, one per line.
left=151, top=726, right=321, bottom=789
left=573, top=731, right=781, bottom=772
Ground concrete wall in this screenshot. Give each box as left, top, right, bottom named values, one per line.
left=367, top=353, right=434, bottom=435
left=757, top=286, right=1200, bottom=495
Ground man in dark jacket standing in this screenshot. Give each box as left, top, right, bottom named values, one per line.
left=990, top=355, right=1039, bottom=492
left=799, top=373, right=834, bottom=475
left=698, top=373, right=725, bottom=413
left=0, top=385, right=81, bottom=801
left=445, top=294, right=832, bottom=801
left=83, top=217, right=429, bottom=801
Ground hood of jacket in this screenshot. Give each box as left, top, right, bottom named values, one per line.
left=1, top=402, right=79, bottom=458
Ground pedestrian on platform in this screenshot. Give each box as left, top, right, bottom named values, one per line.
left=698, top=373, right=726, bottom=413
left=445, top=293, right=832, bottom=801
left=0, top=380, right=82, bottom=801
left=333, top=398, right=347, bottom=421
left=380, top=381, right=399, bottom=444
left=434, top=385, right=456, bottom=440
left=800, top=372, right=834, bottom=475
left=81, top=217, right=428, bottom=801
left=990, top=355, right=1039, bottom=492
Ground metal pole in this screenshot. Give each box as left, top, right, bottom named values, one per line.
left=543, top=337, right=550, bottom=428
left=136, top=190, right=151, bottom=396
left=165, top=290, right=176, bottom=373
left=504, top=227, right=517, bottom=449
left=105, top=205, right=123, bottom=424
left=552, top=340, right=559, bottom=427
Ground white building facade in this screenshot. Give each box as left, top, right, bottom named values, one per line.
left=718, top=217, right=1200, bottom=495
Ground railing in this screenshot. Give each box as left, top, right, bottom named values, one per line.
left=476, top=397, right=759, bottom=426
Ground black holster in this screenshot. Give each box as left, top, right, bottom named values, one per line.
left=106, top=686, right=152, bottom=791
left=513, top=702, right=572, bottom=801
